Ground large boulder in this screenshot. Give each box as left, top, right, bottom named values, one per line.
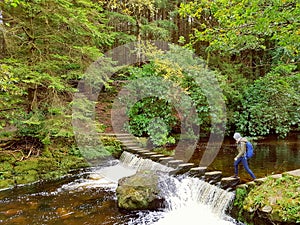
left=116, top=170, right=165, bottom=210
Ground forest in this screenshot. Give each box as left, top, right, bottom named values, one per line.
left=0, top=0, right=299, bottom=173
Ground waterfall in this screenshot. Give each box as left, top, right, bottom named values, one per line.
left=159, top=175, right=235, bottom=217
left=119, top=151, right=173, bottom=173
left=59, top=151, right=172, bottom=191
left=117, top=151, right=238, bottom=225
left=129, top=175, right=238, bottom=225
left=59, top=151, right=239, bottom=224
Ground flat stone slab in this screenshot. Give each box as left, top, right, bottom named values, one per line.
left=175, top=163, right=195, bottom=174
left=286, top=169, right=300, bottom=177
left=205, top=171, right=222, bottom=176
left=205, top=171, right=222, bottom=184
left=236, top=183, right=248, bottom=189
left=188, top=167, right=207, bottom=178
left=126, top=148, right=139, bottom=154
left=150, top=154, right=165, bottom=161
left=167, top=160, right=184, bottom=168
left=131, top=150, right=150, bottom=155
left=220, top=177, right=240, bottom=190
left=270, top=174, right=282, bottom=179
left=221, top=177, right=240, bottom=182
left=130, top=147, right=147, bottom=151
left=101, top=133, right=132, bottom=137
left=120, top=140, right=139, bottom=144
left=124, top=144, right=142, bottom=147
left=159, top=157, right=174, bottom=165
left=141, top=152, right=157, bottom=157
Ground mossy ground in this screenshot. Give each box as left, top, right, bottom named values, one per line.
left=0, top=136, right=123, bottom=190
left=0, top=147, right=88, bottom=189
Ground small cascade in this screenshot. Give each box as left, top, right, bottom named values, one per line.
left=159, top=176, right=235, bottom=217
left=128, top=173, right=238, bottom=225
left=57, top=151, right=239, bottom=224
left=119, top=151, right=173, bottom=173
left=59, top=151, right=172, bottom=191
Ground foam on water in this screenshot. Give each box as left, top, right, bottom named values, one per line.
left=153, top=203, right=236, bottom=225
left=58, top=151, right=172, bottom=192
left=54, top=151, right=239, bottom=225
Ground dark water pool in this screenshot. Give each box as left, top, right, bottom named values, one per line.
left=192, top=133, right=300, bottom=183
left=0, top=171, right=141, bottom=225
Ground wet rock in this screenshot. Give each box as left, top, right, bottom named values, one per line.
left=56, top=207, right=74, bottom=219
left=188, top=167, right=207, bottom=178
left=173, top=163, right=195, bottom=175
left=159, top=157, right=174, bottom=165
left=167, top=160, right=184, bottom=168
left=261, top=205, right=272, bottom=213
left=220, top=177, right=240, bottom=190
left=204, top=171, right=222, bottom=184
left=4, top=209, right=22, bottom=216
left=88, top=174, right=104, bottom=180
left=116, top=170, right=165, bottom=210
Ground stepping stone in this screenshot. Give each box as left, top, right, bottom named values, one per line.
left=188, top=167, right=207, bottom=178
left=150, top=154, right=165, bottom=161
left=167, top=160, right=184, bottom=168
left=220, top=177, right=240, bottom=190
left=174, top=163, right=195, bottom=174
left=253, top=177, right=267, bottom=185
left=158, top=157, right=174, bottom=165
left=286, top=169, right=300, bottom=177
left=125, top=148, right=138, bottom=154
left=141, top=152, right=157, bottom=158
left=205, top=171, right=222, bottom=184
left=135, top=150, right=150, bottom=154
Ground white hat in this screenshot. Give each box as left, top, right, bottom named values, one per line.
left=233, top=132, right=242, bottom=141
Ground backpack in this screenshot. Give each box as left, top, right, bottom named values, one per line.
left=245, top=141, right=254, bottom=158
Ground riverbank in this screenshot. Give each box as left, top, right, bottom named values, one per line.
left=0, top=146, right=88, bottom=190
left=0, top=136, right=123, bottom=190
left=231, top=170, right=300, bottom=224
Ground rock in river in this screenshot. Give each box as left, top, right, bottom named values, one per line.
left=116, top=170, right=165, bottom=210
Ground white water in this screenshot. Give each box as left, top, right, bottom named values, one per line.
left=153, top=176, right=237, bottom=225
left=59, top=151, right=239, bottom=225
left=59, top=151, right=172, bottom=191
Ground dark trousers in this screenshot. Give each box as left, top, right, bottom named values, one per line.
left=234, top=156, right=256, bottom=179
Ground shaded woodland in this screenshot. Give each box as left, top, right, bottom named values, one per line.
left=0, top=0, right=299, bottom=154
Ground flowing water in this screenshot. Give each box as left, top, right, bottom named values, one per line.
left=0, top=135, right=299, bottom=224
left=0, top=152, right=240, bottom=225
left=198, top=133, right=300, bottom=182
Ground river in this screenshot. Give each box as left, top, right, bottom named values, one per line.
left=0, top=134, right=299, bottom=224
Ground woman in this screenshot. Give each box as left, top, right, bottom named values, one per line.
left=231, top=132, right=256, bottom=180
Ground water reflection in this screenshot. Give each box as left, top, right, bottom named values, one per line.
left=196, top=134, right=300, bottom=182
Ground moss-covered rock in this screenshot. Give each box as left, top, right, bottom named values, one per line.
left=116, top=170, right=165, bottom=210
left=232, top=174, right=300, bottom=225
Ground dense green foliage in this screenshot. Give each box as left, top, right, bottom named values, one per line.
left=236, top=66, right=299, bottom=137
left=0, top=0, right=299, bottom=155
left=179, top=0, right=299, bottom=136
left=0, top=0, right=112, bottom=146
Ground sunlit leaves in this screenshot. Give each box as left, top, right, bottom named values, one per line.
left=180, top=0, right=300, bottom=59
